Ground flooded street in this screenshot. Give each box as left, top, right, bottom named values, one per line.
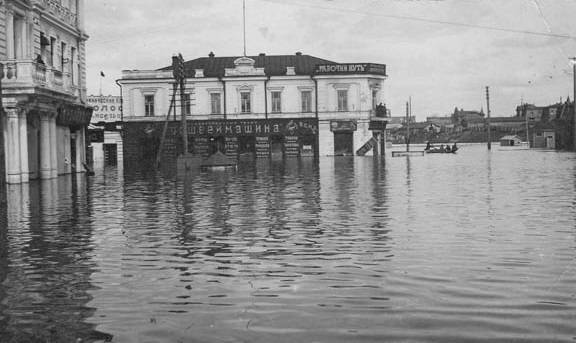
left=1, top=144, right=576, bottom=342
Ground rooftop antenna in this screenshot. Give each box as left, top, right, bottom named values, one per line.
left=243, top=0, right=247, bottom=56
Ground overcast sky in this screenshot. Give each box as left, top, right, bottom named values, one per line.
left=85, top=0, right=576, bottom=120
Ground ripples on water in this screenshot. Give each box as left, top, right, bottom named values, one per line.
left=1, top=144, right=576, bottom=342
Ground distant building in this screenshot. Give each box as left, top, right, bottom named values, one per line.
left=87, top=95, right=123, bottom=166
left=118, top=52, right=388, bottom=160
left=515, top=99, right=574, bottom=149
left=533, top=130, right=556, bottom=149
left=499, top=135, right=522, bottom=146
left=1, top=0, right=92, bottom=183
left=452, top=107, right=484, bottom=126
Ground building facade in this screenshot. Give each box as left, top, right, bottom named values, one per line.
left=86, top=95, right=123, bottom=167
left=118, top=52, right=388, bottom=163
left=1, top=0, right=91, bottom=184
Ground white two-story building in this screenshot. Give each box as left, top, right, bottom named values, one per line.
left=1, top=0, right=91, bottom=184
left=118, top=52, right=387, bottom=163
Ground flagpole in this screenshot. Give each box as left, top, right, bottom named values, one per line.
left=243, top=0, right=246, bottom=56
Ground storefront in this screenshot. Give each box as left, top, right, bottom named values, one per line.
left=123, top=118, right=318, bottom=162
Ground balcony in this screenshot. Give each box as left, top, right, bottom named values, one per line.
left=1, top=59, right=79, bottom=98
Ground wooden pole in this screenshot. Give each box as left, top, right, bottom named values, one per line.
left=572, top=57, right=576, bottom=151
left=155, top=82, right=178, bottom=168
left=485, top=86, right=491, bottom=150
left=405, top=100, right=410, bottom=152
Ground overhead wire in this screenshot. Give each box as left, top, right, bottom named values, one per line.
left=259, top=0, right=576, bottom=40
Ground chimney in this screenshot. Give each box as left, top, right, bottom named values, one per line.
left=208, top=51, right=215, bottom=58
left=295, top=52, right=302, bottom=56
left=259, top=53, right=266, bottom=57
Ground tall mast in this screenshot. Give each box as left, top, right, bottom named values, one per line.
left=243, top=0, right=247, bottom=56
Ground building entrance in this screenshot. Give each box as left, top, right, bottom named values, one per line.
left=270, top=136, right=284, bottom=159
left=334, top=132, right=354, bottom=156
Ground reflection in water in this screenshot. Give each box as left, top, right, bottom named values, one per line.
left=1, top=146, right=576, bottom=342
left=0, top=177, right=111, bottom=342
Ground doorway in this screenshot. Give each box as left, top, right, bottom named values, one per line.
left=334, top=132, right=354, bottom=156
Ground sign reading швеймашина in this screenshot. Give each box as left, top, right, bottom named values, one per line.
left=314, top=63, right=386, bottom=76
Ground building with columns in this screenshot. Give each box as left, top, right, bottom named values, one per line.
left=119, top=52, right=388, bottom=163
left=0, top=0, right=92, bottom=184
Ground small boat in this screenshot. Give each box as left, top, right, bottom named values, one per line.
left=424, top=143, right=459, bottom=154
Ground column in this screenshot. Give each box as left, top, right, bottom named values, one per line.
left=39, top=114, right=52, bottom=179
left=76, top=128, right=85, bottom=172
left=50, top=116, right=58, bottom=178
left=18, top=109, right=29, bottom=182
left=5, top=109, right=21, bottom=184
left=6, top=8, right=15, bottom=60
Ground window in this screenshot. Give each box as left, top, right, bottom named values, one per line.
left=301, top=91, right=312, bottom=113
left=144, top=95, right=155, bottom=116
left=271, top=91, right=282, bottom=113
left=71, top=47, right=76, bottom=85
left=337, top=89, right=348, bottom=111
left=61, top=42, right=67, bottom=71
left=210, top=93, right=221, bottom=114
left=240, top=91, right=251, bottom=113
left=372, top=90, right=378, bottom=110
left=50, top=37, right=56, bottom=67
left=183, top=93, right=191, bottom=115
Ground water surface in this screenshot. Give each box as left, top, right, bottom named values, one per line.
left=1, top=144, right=575, bottom=342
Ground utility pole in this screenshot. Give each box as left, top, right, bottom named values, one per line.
left=405, top=100, right=410, bottom=152
left=571, top=57, right=576, bottom=151
left=0, top=63, right=5, bottom=202
left=172, top=54, right=187, bottom=155
left=485, top=86, right=491, bottom=150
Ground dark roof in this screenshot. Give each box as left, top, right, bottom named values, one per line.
left=159, top=54, right=338, bottom=77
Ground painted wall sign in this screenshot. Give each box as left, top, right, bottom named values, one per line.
left=314, top=63, right=387, bottom=76
left=87, top=95, right=122, bottom=123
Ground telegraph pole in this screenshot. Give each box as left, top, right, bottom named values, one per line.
left=485, top=86, right=492, bottom=150
left=571, top=57, right=576, bottom=151
left=172, top=54, right=187, bottom=154
left=0, top=63, right=5, bottom=202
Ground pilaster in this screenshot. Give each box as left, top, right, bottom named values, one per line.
left=6, top=6, right=14, bottom=60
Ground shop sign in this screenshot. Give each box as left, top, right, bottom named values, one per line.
left=330, top=120, right=357, bottom=132
left=87, top=95, right=122, bottom=123
left=170, top=118, right=318, bottom=137
left=314, top=63, right=386, bottom=76
left=56, top=104, right=93, bottom=126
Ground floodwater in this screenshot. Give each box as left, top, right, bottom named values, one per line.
left=1, top=144, right=575, bottom=343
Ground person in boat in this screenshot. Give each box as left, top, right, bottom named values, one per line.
left=425, top=141, right=432, bottom=151
left=440, top=144, right=445, bottom=152
left=445, top=145, right=451, bottom=153
left=452, top=142, right=458, bottom=151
